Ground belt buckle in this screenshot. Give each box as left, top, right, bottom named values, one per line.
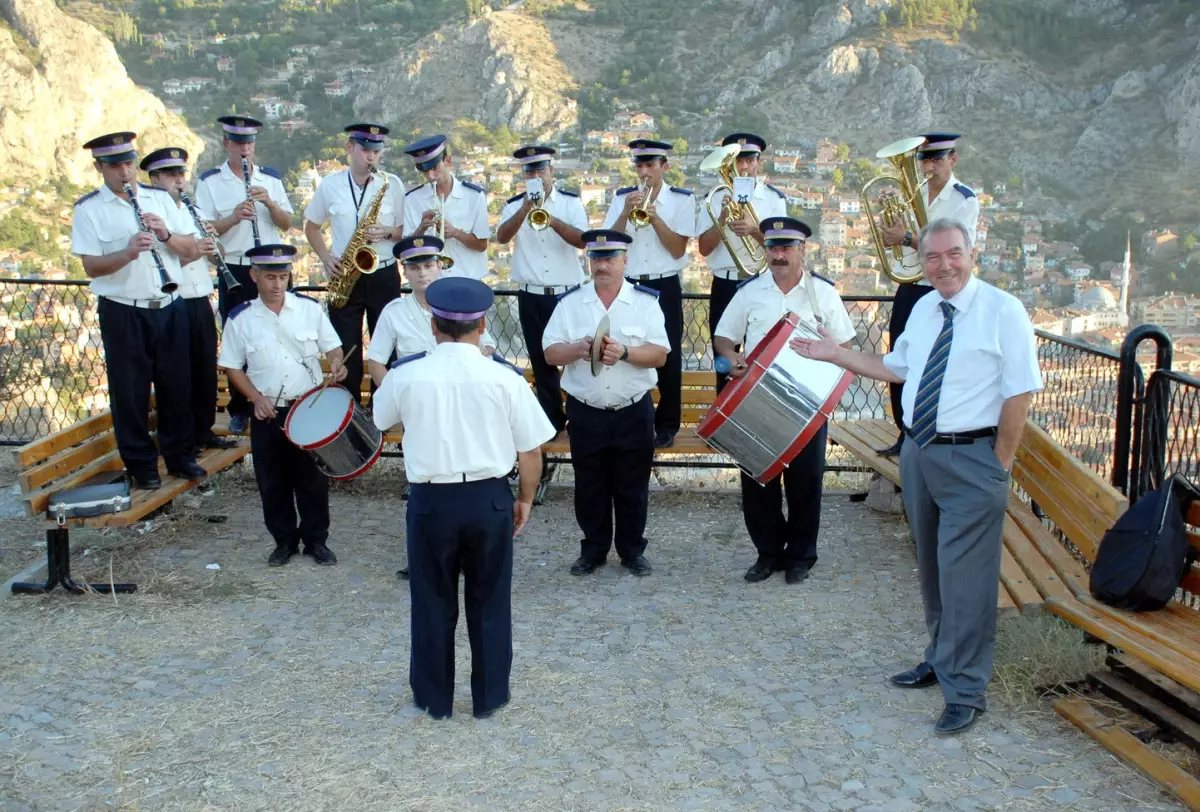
left=543, top=286, right=554, bottom=296
left=147, top=299, right=163, bottom=310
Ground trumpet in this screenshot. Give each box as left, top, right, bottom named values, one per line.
left=527, top=188, right=551, bottom=231
left=629, top=181, right=658, bottom=229
left=179, top=191, right=241, bottom=292
left=862, top=137, right=931, bottom=284
left=432, top=194, right=454, bottom=270
left=122, top=183, right=178, bottom=295
left=240, top=157, right=262, bottom=248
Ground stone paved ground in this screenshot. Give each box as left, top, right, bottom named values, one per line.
left=0, top=465, right=1185, bottom=811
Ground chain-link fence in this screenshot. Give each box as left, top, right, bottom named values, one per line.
left=1142, top=369, right=1200, bottom=489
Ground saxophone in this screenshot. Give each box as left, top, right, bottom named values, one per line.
left=329, top=166, right=389, bottom=310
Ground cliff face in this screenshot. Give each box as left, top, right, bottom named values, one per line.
left=0, top=0, right=201, bottom=187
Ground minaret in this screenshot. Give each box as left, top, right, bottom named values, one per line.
left=1119, top=231, right=1131, bottom=317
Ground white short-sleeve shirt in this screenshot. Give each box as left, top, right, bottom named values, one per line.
left=500, top=186, right=588, bottom=287
left=402, top=177, right=490, bottom=281
left=715, top=270, right=857, bottom=354
left=195, top=161, right=294, bottom=260
left=365, top=295, right=495, bottom=363
left=602, top=185, right=698, bottom=277
left=882, top=275, right=1043, bottom=432
left=217, top=293, right=342, bottom=402
left=372, top=342, right=556, bottom=482
left=699, top=181, right=789, bottom=273
left=542, top=280, right=670, bottom=408
left=303, top=168, right=404, bottom=260
left=892, top=173, right=980, bottom=286
left=71, top=183, right=197, bottom=300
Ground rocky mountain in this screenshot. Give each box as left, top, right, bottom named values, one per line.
left=0, top=0, right=200, bottom=188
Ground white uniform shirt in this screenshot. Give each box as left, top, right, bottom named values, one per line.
left=365, top=295, right=495, bottom=363
left=71, top=184, right=197, bottom=300
left=217, top=293, right=342, bottom=402
left=303, top=168, right=404, bottom=261
left=500, top=186, right=589, bottom=287
left=602, top=185, right=698, bottom=277
left=195, top=162, right=294, bottom=261
left=883, top=275, right=1043, bottom=432
left=542, top=281, right=670, bottom=408
left=892, top=173, right=980, bottom=286
left=402, top=177, right=490, bottom=281
left=716, top=270, right=857, bottom=354
left=176, top=256, right=215, bottom=299
left=372, top=342, right=555, bottom=483
left=699, top=180, right=789, bottom=274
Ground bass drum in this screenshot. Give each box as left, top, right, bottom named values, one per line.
left=284, top=385, right=383, bottom=480
left=697, top=313, right=853, bottom=483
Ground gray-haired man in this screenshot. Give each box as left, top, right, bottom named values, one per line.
left=791, top=218, right=1043, bottom=735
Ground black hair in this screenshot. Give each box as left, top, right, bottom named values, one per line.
left=432, top=315, right=481, bottom=339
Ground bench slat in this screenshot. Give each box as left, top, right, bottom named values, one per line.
left=1005, top=495, right=1091, bottom=599
left=1002, top=512, right=1076, bottom=603
left=19, top=431, right=119, bottom=493
left=23, top=452, right=127, bottom=517
left=1013, top=444, right=1113, bottom=564
left=999, top=543, right=1047, bottom=613
left=997, top=582, right=1019, bottom=617
left=1074, top=594, right=1200, bottom=670
left=1019, top=421, right=1128, bottom=521
left=13, top=411, right=114, bottom=469
left=827, top=422, right=900, bottom=485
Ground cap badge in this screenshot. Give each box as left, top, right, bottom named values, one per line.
left=596, top=235, right=606, bottom=244
left=272, top=248, right=283, bottom=256
left=369, top=126, right=379, bottom=134
left=774, top=221, right=783, bottom=230
left=527, top=148, right=536, bottom=156
left=114, top=135, right=125, bottom=144
left=414, top=238, right=424, bottom=247
left=738, top=138, right=746, bottom=145
left=236, top=119, right=245, bottom=127
left=170, top=149, right=180, bottom=158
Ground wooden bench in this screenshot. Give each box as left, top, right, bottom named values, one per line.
left=10, top=410, right=250, bottom=595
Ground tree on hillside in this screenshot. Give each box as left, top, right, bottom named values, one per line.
left=835, top=143, right=851, bottom=163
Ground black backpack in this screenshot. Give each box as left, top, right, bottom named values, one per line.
left=1090, top=473, right=1199, bottom=612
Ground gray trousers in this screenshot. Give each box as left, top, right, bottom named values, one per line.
left=900, top=436, right=1009, bottom=710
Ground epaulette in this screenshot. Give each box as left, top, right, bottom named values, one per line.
left=389, top=351, right=427, bottom=369
left=558, top=189, right=579, bottom=197
left=405, top=183, right=428, bottom=197
left=259, top=166, right=282, bottom=180
left=73, top=189, right=99, bottom=207
left=507, top=192, right=526, bottom=204
left=199, top=167, right=221, bottom=181
left=765, top=183, right=786, bottom=199
left=556, top=284, right=582, bottom=301
left=633, top=283, right=660, bottom=298
left=812, top=272, right=835, bottom=287
left=669, top=186, right=694, bottom=196
left=461, top=180, right=485, bottom=194
left=616, top=185, right=638, bottom=196
left=491, top=354, right=523, bottom=375
left=228, top=301, right=251, bottom=319
left=736, top=273, right=763, bottom=290
left=954, top=182, right=976, bottom=199
left=293, top=293, right=321, bottom=305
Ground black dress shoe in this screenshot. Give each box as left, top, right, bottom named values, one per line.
left=474, top=700, right=508, bottom=719
left=876, top=438, right=903, bottom=457
left=169, top=460, right=208, bottom=480
left=132, top=472, right=162, bottom=490
left=569, top=556, right=602, bottom=576
left=744, top=560, right=775, bottom=582
left=653, top=430, right=675, bottom=449
left=784, top=565, right=812, bottom=584
left=620, top=556, right=652, bottom=576
left=889, top=662, right=938, bottom=688
left=304, top=544, right=337, bottom=565
left=198, top=435, right=238, bottom=450
left=935, top=703, right=981, bottom=735
left=396, top=566, right=409, bottom=579
left=268, top=546, right=296, bottom=567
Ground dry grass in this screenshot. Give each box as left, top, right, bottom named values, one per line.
left=992, top=613, right=1106, bottom=708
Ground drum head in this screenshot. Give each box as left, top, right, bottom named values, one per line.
left=286, top=386, right=354, bottom=449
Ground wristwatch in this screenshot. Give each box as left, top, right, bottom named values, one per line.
left=619, top=346, right=629, bottom=362
left=902, top=231, right=913, bottom=248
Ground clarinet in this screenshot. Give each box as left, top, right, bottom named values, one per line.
left=241, top=157, right=262, bottom=248
left=179, top=191, right=242, bottom=292
left=122, top=183, right=179, bottom=295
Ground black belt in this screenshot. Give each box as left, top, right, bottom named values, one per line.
left=904, top=426, right=996, bottom=445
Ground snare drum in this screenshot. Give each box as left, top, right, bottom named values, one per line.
left=697, top=313, right=853, bottom=483
left=284, top=385, right=383, bottom=480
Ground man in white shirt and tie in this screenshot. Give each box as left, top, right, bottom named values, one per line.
left=401, top=135, right=490, bottom=282
left=792, top=218, right=1042, bottom=736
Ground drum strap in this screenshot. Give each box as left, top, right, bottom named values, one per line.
left=275, top=324, right=320, bottom=388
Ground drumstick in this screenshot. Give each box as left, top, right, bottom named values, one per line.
left=308, top=345, right=359, bottom=408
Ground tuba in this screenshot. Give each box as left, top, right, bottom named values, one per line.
left=701, top=143, right=767, bottom=280
left=328, top=167, right=389, bottom=310
left=628, top=181, right=658, bottom=229
left=862, top=136, right=931, bottom=284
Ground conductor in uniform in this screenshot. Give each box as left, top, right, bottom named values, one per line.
left=401, top=135, right=491, bottom=282
left=713, top=217, right=857, bottom=584
left=71, top=132, right=208, bottom=489
left=792, top=219, right=1042, bottom=735
left=373, top=277, right=555, bottom=720
left=543, top=229, right=670, bottom=576
left=217, top=245, right=347, bottom=567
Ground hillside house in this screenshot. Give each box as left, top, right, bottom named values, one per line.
left=819, top=212, right=847, bottom=247
left=825, top=247, right=845, bottom=276
left=773, top=157, right=799, bottom=174
left=1065, top=262, right=1093, bottom=281
left=162, top=79, right=184, bottom=96
left=217, top=56, right=235, bottom=73
left=586, top=130, right=620, bottom=147
left=1022, top=234, right=1040, bottom=254
left=816, top=139, right=836, bottom=163
left=324, top=80, right=351, bottom=98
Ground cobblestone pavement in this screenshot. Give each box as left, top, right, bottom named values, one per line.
left=0, top=468, right=1183, bottom=811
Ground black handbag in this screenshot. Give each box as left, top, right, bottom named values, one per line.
left=1090, top=473, right=1200, bottom=612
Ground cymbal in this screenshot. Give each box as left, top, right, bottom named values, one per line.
left=590, top=313, right=609, bottom=376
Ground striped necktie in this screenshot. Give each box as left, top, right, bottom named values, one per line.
left=909, top=301, right=955, bottom=447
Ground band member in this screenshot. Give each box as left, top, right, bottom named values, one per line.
left=496, top=145, right=588, bottom=432
left=698, top=133, right=788, bottom=392
left=195, top=115, right=295, bottom=435
left=876, top=132, right=979, bottom=457
left=71, top=132, right=208, bottom=489
left=603, top=139, right=697, bottom=448
left=792, top=219, right=1041, bottom=735
left=217, top=245, right=347, bottom=567
left=713, top=217, right=856, bottom=584
left=402, top=135, right=490, bottom=282
left=304, top=123, right=405, bottom=401
left=373, top=277, right=555, bottom=719
left=543, top=230, right=669, bottom=576
left=140, top=147, right=236, bottom=453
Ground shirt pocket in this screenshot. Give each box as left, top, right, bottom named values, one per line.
left=292, top=327, right=320, bottom=356
left=620, top=324, right=647, bottom=347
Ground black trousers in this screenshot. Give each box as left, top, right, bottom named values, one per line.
left=407, top=477, right=514, bottom=719
left=249, top=405, right=329, bottom=551
left=328, top=263, right=403, bottom=403
left=739, top=423, right=828, bottom=570
left=218, top=263, right=259, bottom=420
left=566, top=394, right=654, bottom=562
left=628, top=274, right=682, bottom=434
left=182, top=295, right=219, bottom=446
left=517, top=290, right=566, bottom=432
left=98, top=297, right=194, bottom=476
left=708, top=274, right=739, bottom=393
left=887, top=282, right=935, bottom=433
